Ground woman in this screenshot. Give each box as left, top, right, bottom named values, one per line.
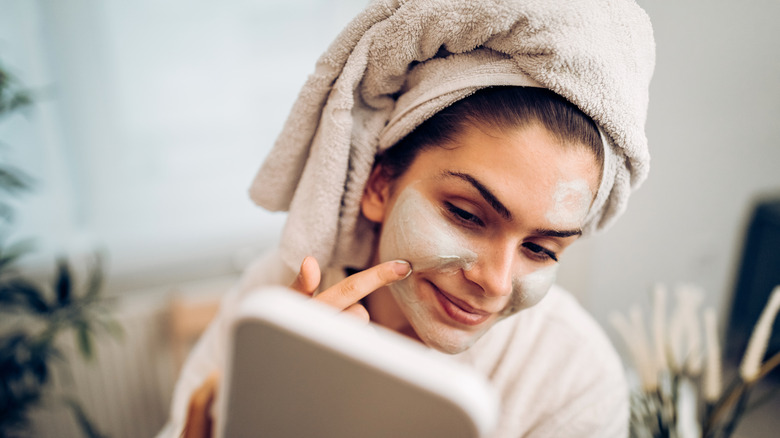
left=161, top=0, right=655, bottom=436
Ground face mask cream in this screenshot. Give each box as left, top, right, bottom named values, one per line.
left=545, top=179, right=592, bottom=229
left=379, top=186, right=478, bottom=273
left=378, top=185, right=557, bottom=353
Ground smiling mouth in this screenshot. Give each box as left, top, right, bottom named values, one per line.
left=428, top=281, right=491, bottom=326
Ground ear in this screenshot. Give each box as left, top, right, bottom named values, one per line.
left=361, top=165, right=392, bottom=223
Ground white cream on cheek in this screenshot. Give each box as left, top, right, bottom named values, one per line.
left=379, top=186, right=477, bottom=274
left=501, top=264, right=558, bottom=316
left=379, top=186, right=480, bottom=352
left=378, top=185, right=558, bottom=353
left=545, top=179, right=592, bottom=228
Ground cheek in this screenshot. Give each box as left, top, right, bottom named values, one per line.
left=379, top=187, right=477, bottom=272
left=545, top=179, right=593, bottom=228
left=500, top=264, right=558, bottom=316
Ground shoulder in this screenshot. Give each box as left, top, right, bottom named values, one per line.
left=530, top=285, right=620, bottom=363
left=454, top=285, right=628, bottom=437
left=159, top=248, right=296, bottom=437
left=459, top=285, right=621, bottom=371
left=526, top=286, right=629, bottom=436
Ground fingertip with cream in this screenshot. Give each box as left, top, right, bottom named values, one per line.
left=392, top=260, right=413, bottom=279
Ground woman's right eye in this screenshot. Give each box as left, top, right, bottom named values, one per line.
left=444, top=202, right=484, bottom=227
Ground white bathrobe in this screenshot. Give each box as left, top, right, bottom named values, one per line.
left=160, top=1, right=651, bottom=435
left=158, top=250, right=628, bottom=437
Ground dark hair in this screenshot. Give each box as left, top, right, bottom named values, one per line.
left=376, top=86, right=603, bottom=180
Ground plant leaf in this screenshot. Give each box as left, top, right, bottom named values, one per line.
left=0, top=333, right=28, bottom=381
left=8, top=90, right=33, bottom=113
left=98, top=316, right=124, bottom=341
left=0, top=238, right=35, bottom=271
left=75, top=320, right=94, bottom=360
left=0, top=165, right=33, bottom=195
left=62, top=396, right=108, bottom=438
left=0, top=390, right=41, bottom=432
left=84, top=254, right=105, bottom=301
left=55, top=258, right=72, bottom=306
left=0, top=332, right=27, bottom=351
left=0, top=201, right=14, bottom=223
left=0, top=63, right=33, bottom=118
left=0, top=278, right=50, bottom=313
left=28, top=350, right=50, bottom=385
left=0, top=282, right=20, bottom=306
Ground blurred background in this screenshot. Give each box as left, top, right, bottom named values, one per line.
left=1, top=0, right=779, bottom=436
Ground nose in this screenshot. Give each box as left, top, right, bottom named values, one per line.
left=462, top=242, right=515, bottom=298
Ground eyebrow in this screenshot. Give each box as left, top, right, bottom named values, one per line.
left=444, top=171, right=513, bottom=220
left=534, top=228, right=583, bottom=239
left=442, top=171, right=583, bottom=239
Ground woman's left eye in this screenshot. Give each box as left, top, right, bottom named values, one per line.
left=522, top=242, right=558, bottom=262
left=444, top=202, right=484, bottom=227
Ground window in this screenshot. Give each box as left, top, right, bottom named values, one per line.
left=3, top=0, right=369, bottom=291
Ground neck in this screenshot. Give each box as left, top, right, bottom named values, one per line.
left=365, top=286, right=422, bottom=343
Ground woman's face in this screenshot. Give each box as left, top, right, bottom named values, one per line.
left=361, top=122, right=601, bottom=354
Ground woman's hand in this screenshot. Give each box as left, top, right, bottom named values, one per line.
left=182, top=371, right=219, bottom=438
left=180, top=257, right=411, bottom=438
left=289, top=256, right=412, bottom=322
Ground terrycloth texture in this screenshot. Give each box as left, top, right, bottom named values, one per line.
left=158, top=251, right=629, bottom=437
left=249, top=0, right=655, bottom=271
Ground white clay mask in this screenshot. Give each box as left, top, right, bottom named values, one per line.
left=378, top=185, right=559, bottom=353
left=545, top=179, right=593, bottom=229
left=501, top=264, right=558, bottom=316
left=379, top=186, right=478, bottom=273
left=379, top=185, right=480, bottom=352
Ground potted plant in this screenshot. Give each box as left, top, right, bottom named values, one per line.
left=0, top=60, right=119, bottom=438
left=611, top=283, right=780, bottom=438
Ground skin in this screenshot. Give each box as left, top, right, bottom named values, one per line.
left=546, top=179, right=593, bottom=228
left=377, top=185, right=561, bottom=353
left=182, top=120, right=600, bottom=435
left=182, top=257, right=412, bottom=437
left=361, top=121, right=600, bottom=353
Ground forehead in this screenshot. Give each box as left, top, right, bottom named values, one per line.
left=388, top=122, right=600, bottom=230
left=406, top=122, right=601, bottom=192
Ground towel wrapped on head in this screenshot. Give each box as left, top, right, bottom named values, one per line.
left=249, top=0, right=655, bottom=272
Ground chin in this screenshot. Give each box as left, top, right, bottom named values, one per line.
left=399, top=302, right=491, bottom=355
left=413, top=320, right=494, bottom=354
left=389, top=277, right=494, bottom=354
left=421, top=335, right=477, bottom=355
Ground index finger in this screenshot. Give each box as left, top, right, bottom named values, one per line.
left=314, top=260, right=411, bottom=311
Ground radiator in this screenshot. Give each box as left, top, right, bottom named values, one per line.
left=27, top=296, right=179, bottom=438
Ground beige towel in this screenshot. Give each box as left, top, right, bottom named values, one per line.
left=249, top=0, right=655, bottom=272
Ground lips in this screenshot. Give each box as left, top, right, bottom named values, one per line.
left=429, top=281, right=491, bottom=326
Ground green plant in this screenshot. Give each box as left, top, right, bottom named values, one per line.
left=0, top=62, right=33, bottom=225
left=0, top=60, right=119, bottom=438
left=0, top=255, right=119, bottom=438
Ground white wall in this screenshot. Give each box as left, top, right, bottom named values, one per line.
left=557, top=0, right=780, bottom=332
left=4, top=0, right=779, bottom=330
left=2, top=0, right=368, bottom=292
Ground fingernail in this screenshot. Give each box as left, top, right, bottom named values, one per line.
left=392, top=260, right=412, bottom=279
